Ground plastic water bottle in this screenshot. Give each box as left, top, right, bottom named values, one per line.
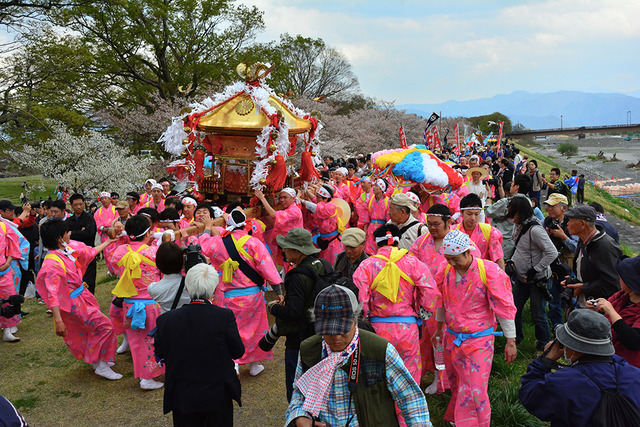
left=433, top=337, right=445, bottom=371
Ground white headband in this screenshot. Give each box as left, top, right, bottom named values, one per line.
left=460, top=206, right=484, bottom=211
left=182, top=197, right=197, bottom=207
left=336, top=167, right=348, bottom=176
left=316, top=186, right=331, bottom=199
left=151, top=183, right=163, bottom=191
left=375, top=232, right=399, bottom=244
left=406, top=192, right=419, bottom=204
left=442, top=229, right=476, bottom=255
left=132, top=226, right=150, bottom=239
left=226, top=209, right=246, bottom=231
left=280, top=188, right=296, bottom=198
left=100, top=192, right=110, bottom=198
left=375, top=179, right=387, bottom=192
left=145, top=179, right=157, bottom=186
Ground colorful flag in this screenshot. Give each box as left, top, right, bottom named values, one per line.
left=425, top=112, right=439, bottom=130
left=399, top=126, right=407, bottom=148
left=433, top=126, right=442, bottom=151
left=425, top=127, right=434, bottom=150
left=453, top=125, right=460, bottom=155
left=497, top=121, right=504, bottom=152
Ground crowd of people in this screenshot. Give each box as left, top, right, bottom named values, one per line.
left=1, top=144, right=640, bottom=427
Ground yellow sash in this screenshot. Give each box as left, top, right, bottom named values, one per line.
left=44, top=253, right=67, bottom=273
left=221, top=235, right=253, bottom=282
left=112, top=245, right=156, bottom=298
left=444, top=258, right=487, bottom=288
left=371, top=248, right=414, bottom=303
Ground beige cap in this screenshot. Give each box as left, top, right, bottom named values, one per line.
left=115, top=200, right=129, bottom=210
left=341, top=228, right=366, bottom=247
left=544, top=193, right=568, bottom=206
left=390, top=193, right=417, bottom=212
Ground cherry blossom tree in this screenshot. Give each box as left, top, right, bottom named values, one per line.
left=6, top=120, right=153, bottom=195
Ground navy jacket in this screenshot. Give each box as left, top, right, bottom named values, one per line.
left=519, top=354, right=640, bottom=426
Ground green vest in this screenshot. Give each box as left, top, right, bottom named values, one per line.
left=299, top=329, right=400, bottom=427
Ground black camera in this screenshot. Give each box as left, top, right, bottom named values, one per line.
left=482, top=178, right=498, bottom=186
left=560, top=277, right=579, bottom=308
left=1, top=295, right=24, bottom=319
left=183, top=243, right=207, bottom=273
left=546, top=218, right=561, bottom=230
left=258, top=324, right=280, bottom=352
left=534, top=281, right=553, bottom=301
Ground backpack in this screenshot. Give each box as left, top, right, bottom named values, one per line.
left=580, top=366, right=640, bottom=427
left=295, top=258, right=359, bottom=308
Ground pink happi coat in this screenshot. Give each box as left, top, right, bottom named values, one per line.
left=334, top=181, right=353, bottom=203
left=455, top=222, right=504, bottom=263
left=314, top=201, right=343, bottom=265
left=35, top=241, right=117, bottom=365
left=354, top=191, right=372, bottom=229
left=434, top=257, right=516, bottom=426
left=353, top=246, right=442, bottom=383
left=111, top=242, right=164, bottom=379
left=139, top=192, right=152, bottom=205
left=200, top=229, right=281, bottom=364
left=362, top=196, right=389, bottom=255
left=94, top=204, right=118, bottom=274
left=107, top=235, right=131, bottom=336
left=142, top=198, right=165, bottom=213
left=409, top=233, right=481, bottom=385
left=0, top=222, right=22, bottom=329
left=266, top=203, right=304, bottom=268
left=420, top=194, right=445, bottom=212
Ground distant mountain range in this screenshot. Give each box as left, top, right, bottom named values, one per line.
left=396, top=90, right=640, bottom=130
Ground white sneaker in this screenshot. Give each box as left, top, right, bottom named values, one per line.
left=249, top=362, right=265, bottom=376
left=140, top=378, right=163, bottom=390
left=9, top=326, right=18, bottom=334
left=116, top=335, right=129, bottom=354
left=2, top=329, right=20, bottom=343
left=94, top=362, right=123, bottom=380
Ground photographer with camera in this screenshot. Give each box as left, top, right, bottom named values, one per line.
left=507, top=196, right=558, bottom=352
left=562, top=206, right=622, bottom=304
left=264, top=228, right=327, bottom=402
left=519, top=310, right=640, bottom=426
left=543, top=194, right=579, bottom=328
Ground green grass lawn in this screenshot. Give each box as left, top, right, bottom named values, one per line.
left=0, top=175, right=58, bottom=203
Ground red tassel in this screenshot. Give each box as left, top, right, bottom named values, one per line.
left=300, top=151, right=321, bottom=182
left=265, top=155, right=287, bottom=191
left=193, top=149, right=205, bottom=182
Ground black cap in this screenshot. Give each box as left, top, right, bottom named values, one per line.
left=565, top=205, right=596, bottom=222
left=0, top=200, right=17, bottom=211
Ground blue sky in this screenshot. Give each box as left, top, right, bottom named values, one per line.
left=246, top=0, right=640, bottom=104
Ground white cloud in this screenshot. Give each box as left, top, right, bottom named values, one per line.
left=242, top=0, right=640, bottom=103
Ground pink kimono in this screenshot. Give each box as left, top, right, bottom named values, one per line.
left=455, top=223, right=504, bottom=263
left=434, top=257, right=516, bottom=426
left=139, top=192, right=152, bottom=205
left=353, top=246, right=442, bottom=383
left=362, top=196, right=389, bottom=255
left=35, top=241, right=117, bottom=365
left=267, top=203, right=304, bottom=268
left=142, top=199, right=165, bottom=213
left=354, top=191, right=372, bottom=229
left=409, top=233, right=481, bottom=384
left=335, top=181, right=353, bottom=202
left=200, top=229, right=281, bottom=364
left=94, top=205, right=118, bottom=274
left=108, top=236, right=131, bottom=336
left=0, top=222, right=22, bottom=330
left=111, top=242, right=164, bottom=380
left=314, top=201, right=342, bottom=265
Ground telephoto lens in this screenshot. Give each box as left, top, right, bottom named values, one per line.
left=258, top=325, right=280, bottom=352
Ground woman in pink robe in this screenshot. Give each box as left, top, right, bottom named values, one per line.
left=35, top=219, right=122, bottom=379
left=353, top=178, right=372, bottom=229
left=433, top=230, right=517, bottom=426
left=200, top=208, right=283, bottom=376
left=0, top=220, right=22, bottom=342
left=298, top=184, right=344, bottom=265
left=111, top=215, right=165, bottom=390
left=255, top=188, right=304, bottom=269
left=362, top=179, right=390, bottom=255
left=353, top=223, right=442, bottom=384
left=94, top=192, right=118, bottom=274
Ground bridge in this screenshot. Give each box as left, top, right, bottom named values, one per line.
left=506, top=123, right=640, bottom=138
